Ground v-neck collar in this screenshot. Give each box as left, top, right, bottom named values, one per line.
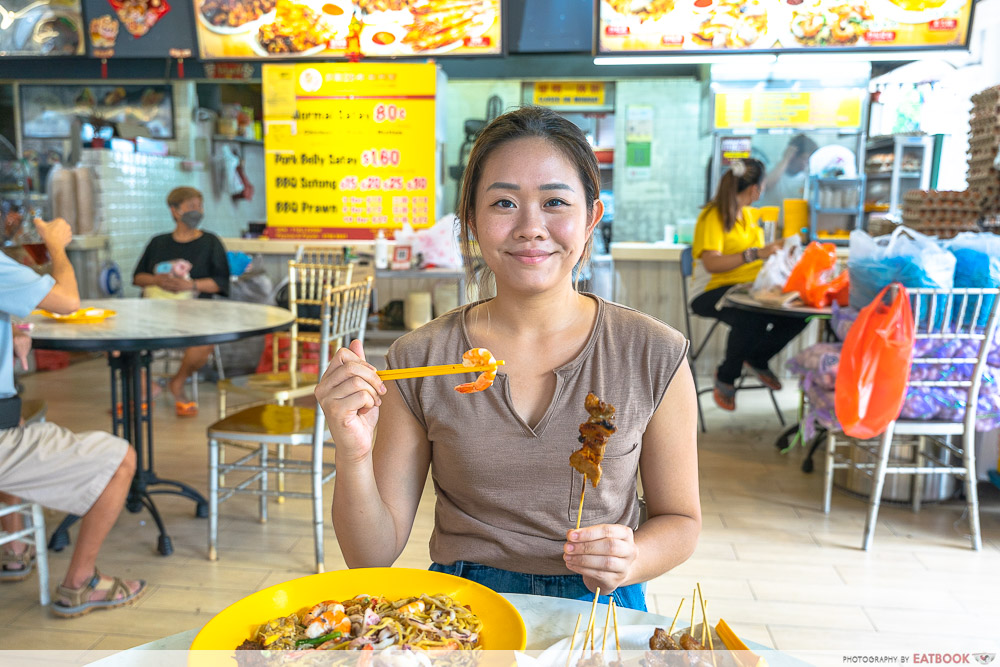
left=459, top=294, right=605, bottom=435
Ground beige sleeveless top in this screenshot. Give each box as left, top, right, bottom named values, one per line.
left=386, top=295, right=689, bottom=575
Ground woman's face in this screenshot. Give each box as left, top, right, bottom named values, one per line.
left=471, top=137, right=602, bottom=296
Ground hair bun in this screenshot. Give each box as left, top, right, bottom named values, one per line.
left=730, top=160, right=746, bottom=178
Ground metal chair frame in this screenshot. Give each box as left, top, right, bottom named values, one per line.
left=823, top=286, right=1000, bottom=550
left=217, top=260, right=356, bottom=418
left=207, top=279, right=373, bottom=572
left=679, top=246, right=785, bottom=432
left=1, top=400, right=51, bottom=606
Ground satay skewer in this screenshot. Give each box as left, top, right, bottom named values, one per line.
left=585, top=587, right=601, bottom=655
left=690, top=587, right=697, bottom=638
left=611, top=598, right=622, bottom=664
left=575, top=481, right=587, bottom=531
left=668, top=597, right=685, bottom=635
left=566, top=613, right=582, bottom=667
left=601, top=598, right=612, bottom=651
left=698, top=584, right=717, bottom=667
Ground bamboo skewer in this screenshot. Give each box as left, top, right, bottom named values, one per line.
left=377, top=360, right=503, bottom=381
left=566, top=613, right=582, bottom=667
left=611, top=599, right=622, bottom=664
left=668, top=597, right=685, bottom=635
left=689, top=587, right=697, bottom=638
left=585, top=587, right=601, bottom=656
left=575, top=479, right=587, bottom=531
left=601, top=598, right=612, bottom=651
left=697, top=583, right=716, bottom=667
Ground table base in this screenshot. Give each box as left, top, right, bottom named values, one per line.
left=48, top=351, right=207, bottom=556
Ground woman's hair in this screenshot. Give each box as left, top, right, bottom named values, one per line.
left=456, top=105, right=601, bottom=298
left=709, top=158, right=765, bottom=233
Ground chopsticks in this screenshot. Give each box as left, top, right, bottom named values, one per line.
left=376, top=361, right=504, bottom=382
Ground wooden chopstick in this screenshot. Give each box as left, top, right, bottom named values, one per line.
left=376, top=360, right=504, bottom=382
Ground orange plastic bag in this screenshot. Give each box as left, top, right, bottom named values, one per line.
left=783, top=241, right=848, bottom=307
left=835, top=284, right=915, bottom=439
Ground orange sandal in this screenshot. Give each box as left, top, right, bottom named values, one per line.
left=175, top=401, right=199, bottom=417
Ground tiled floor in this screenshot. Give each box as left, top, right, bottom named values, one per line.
left=2, top=351, right=999, bottom=656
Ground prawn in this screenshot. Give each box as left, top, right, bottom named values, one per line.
left=454, top=348, right=500, bottom=394
left=303, top=600, right=352, bottom=639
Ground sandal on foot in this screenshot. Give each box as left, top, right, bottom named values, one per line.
left=175, top=401, right=198, bottom=417
left=744, top=363, right=783, bottom=391
left=1, top=546, right=36, bottom=582
left=713, top=376, right=736, bottom=411
left=52, top=569, right=146, bottom=618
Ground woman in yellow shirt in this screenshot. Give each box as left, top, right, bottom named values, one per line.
left=691, top=158, right=808, bottom=411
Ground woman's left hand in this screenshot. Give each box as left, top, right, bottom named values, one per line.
left=563, top=524, right=637, bottom=594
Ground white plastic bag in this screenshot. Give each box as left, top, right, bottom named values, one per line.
left=848, top=226, right=955, bottom=310
left=410, top=214, right=462, bottom=269
left=751, top=235, right=802, bottom=296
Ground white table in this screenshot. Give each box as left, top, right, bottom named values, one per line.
left=25, top=298, right=294, bottom=556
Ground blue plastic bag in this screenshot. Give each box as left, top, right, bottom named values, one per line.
left=848, top=227, right=955, bottom=326
left=946, top=232, right=1000, bottom=326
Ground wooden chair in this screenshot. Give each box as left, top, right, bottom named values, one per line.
left=207, top=280, right=373, bottom=573
left=216, top=261, right=357, bottom=418
left=0, top=399, right=51, bottom=606
left=823, top=287, right=1000, bottom=550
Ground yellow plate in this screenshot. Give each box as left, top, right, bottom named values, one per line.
left=32, top=308, right=117, bottom=323
left=190, top=567, right=526, bottom=654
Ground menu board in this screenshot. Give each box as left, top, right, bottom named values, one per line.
left=196, top=0, right=501, bottom=60
left=81, top=0, right=195, bottom=58
left=715, top=90, right=865, bottom=129
left=262, top=62, right=435, bottom=240
left=598, top=0, right=974, bottom=52
left=0, top=0, right=85, bottom=56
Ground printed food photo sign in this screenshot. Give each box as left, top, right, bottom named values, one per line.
left=0, top=0, right=86, bottom=56
left=598, top=0, right=975, bottom=53
left=195, top=0, right=501, bottom=59
left=81, top=0, right=194, bottom=58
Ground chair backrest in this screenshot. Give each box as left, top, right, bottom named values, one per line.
left=286, top=260, right=356, bottom=374
left=295, top=245, right=346, bottom=266
left=679, top=246, right=695, bottom=341
left=323, top=277, right=374, bottom=353
left=905, top=287, right=1000, bottom=432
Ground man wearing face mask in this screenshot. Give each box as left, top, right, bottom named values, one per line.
left=133, top=187, right=229, bottom=416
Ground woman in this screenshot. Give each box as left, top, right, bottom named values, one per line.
left=691, top=158, right=808, bottom=411
left=316, top=106, right=700, bottom=611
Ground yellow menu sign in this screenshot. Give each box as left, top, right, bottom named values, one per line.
left=263, top=62, right=436, bottom=240
left=715, top=90, right=863, bottom=130
left=533, top=82, right=606, bottom=107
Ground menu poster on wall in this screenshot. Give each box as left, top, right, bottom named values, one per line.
left=714, top=90, right=864, bottom=130
left=81, top=0, right=195, bottom=58
left=196, top=0, right=501, bottom=60
left=262, top=62, right=436, bottom=240
left=0, top=0, right=85, bottom=56
left=598, top=0, right=974, bottom=53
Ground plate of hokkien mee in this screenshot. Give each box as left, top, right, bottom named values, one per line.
left=189, top=566, right=527, bottom=663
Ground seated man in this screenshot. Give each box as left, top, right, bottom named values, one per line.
left=132, top=187, right=230, bottom=417
left=0, top=216, right=145, bottom=617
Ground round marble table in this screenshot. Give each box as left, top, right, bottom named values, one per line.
left=25, top=298, right=294, bottom=556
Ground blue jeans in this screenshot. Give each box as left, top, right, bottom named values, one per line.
left=429, top=561, right=647, bottom=611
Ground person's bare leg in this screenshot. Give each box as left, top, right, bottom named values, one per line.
left=60, top=447, right=142, bottom=598
left=0, top=492, right=28, bottom=564
left=166, top=345, right=211, bottom=402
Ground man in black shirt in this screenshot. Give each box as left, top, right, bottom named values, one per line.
left=133, top=187, right=229, bottom=416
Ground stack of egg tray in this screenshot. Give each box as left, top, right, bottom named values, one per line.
left=901, top=189, right=981, bottom=239
left=967, top=85, right=1000, bottom=224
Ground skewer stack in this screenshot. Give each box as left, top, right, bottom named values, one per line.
left=901, top=189, right=981, bottom=239
left=967, top=85, right=1000, bottom=229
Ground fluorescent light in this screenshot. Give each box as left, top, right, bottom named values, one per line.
left=594, top=54, right=777, bottom=66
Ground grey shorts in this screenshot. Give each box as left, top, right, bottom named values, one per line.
left=0, top=422, right=129, bottom=515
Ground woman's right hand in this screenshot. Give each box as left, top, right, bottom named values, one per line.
left=34, top=217, right=72, bottom=251
left=758, top=240, right=784, bottom=260
left=315, top=338, right=386, bottom=464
